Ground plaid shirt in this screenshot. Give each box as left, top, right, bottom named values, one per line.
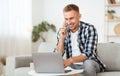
left=56, top=21, right=106, bottom=72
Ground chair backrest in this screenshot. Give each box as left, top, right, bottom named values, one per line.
left=97, top=43, right=120, bottom=71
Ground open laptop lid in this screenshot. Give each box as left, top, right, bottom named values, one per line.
left=32, top=52, right=65, bottom=73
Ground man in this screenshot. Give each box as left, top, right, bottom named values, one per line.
left=56, top=4, right=105, bottom=76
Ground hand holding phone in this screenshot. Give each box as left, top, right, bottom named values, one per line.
left=60, top=22, right=67, bottom=39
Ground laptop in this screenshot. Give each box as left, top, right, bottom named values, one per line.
left=32, top=52, right=71, bottom=73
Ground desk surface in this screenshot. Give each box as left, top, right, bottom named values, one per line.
left=28, top=67, right=83, bottom=76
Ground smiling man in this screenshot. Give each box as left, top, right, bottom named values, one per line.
left=56, top=4, right=105, bottom=76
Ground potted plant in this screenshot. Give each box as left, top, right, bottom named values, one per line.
left=107, top=9, right=116, bottom=20
left=32, top=21, right=56, bottom=42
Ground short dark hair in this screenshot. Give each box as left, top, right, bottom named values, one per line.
left=63, top=4, right=79, bottom=13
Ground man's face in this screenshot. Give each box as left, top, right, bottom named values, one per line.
left=64, top=10, right=81, bottom=32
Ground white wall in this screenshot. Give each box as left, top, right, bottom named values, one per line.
left=32, top=0, right=44, bottom=25
left=32, top=0, right=105, bottom=43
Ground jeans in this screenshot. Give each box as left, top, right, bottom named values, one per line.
left=69, top=60, right=100, bottom=76
left=79, top=60, right=100, bottom=76
left=59, top=60, right=100, bottom=76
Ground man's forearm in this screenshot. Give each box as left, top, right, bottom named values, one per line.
left=64, top=54, right=87, bottom=67
left=56, top=38, right=65, bottom=53
left=71, top=54, right=86, bottom=63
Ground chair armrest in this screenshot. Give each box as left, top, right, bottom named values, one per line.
left=15, top=55, right=32, bottom=68
left=6, top=56, right=16, bottom=76
left=5, top=55, right=33, bottom=76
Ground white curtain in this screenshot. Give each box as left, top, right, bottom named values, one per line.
left=0, top=0, right=32, bottom=56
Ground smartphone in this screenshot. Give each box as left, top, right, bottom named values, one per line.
left=64, top=24, right=69, bottom=32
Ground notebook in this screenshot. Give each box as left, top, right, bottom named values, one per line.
left=32, top=52, right=71, bottom=73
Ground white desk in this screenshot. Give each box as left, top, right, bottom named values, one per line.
left=28, top=67, right=84, bottom=76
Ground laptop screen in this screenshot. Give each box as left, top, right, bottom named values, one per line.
left=32, top=52, right=65, bottom=73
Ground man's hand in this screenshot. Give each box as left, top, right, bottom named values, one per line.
left=64, top=55, right=86, bottom=68
left=60, top=26, right=67, bottom=40
left=60, top=22, right=67, bottom=39
left=63, top=58, right=73, bottom=68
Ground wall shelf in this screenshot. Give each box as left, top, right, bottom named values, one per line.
left=106, top=4, right=120, bottom=7
left=107, top=35, right=120, bottom=37
left=106, top=19, right=120, bottom=22
left=105, top=0, right=120, bottom=42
